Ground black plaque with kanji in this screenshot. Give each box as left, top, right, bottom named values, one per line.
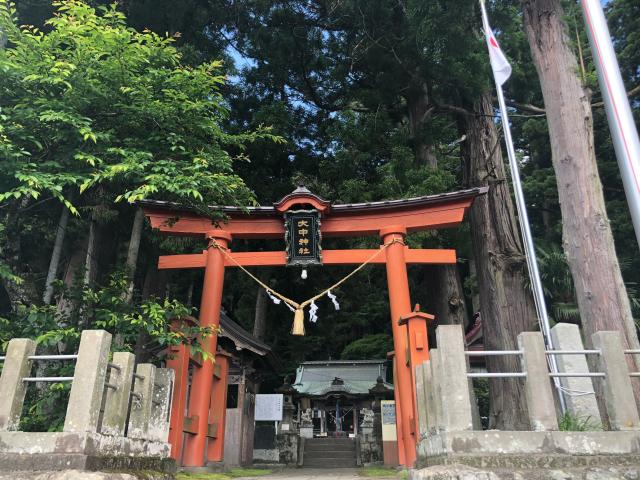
left=285, top=209, right=322, bottom=266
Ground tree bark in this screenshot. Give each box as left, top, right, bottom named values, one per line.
left=1, top=199, right=39, bottom=310
left=55, top=241, right=86, bottom=320
left=253, top=286, right=268, bottom=341
left=461, top=93, right=537, bottom=430
left=406, top=82, right=438, bottom=168
left=433, top=264, right=469, bottom=328
left=522, top=0, right=640, bottom=364
left=43, top=205, right=70, bottom=305
left=83, top=216, right=99, bottom=288
left=124, top=207, right=145, bottom=303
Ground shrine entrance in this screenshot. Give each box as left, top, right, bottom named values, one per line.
left=325, top=397, right=356, bottom=436
left=142, top=186, right=485, bottom=467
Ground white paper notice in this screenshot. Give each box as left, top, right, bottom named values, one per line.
left=255, top=394, right=284, bottom=421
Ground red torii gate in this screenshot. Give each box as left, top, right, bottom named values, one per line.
left=142, top=186, right=485, bottom=467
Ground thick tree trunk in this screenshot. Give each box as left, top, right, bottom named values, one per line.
left=407, top=92, right=467, bottom=328
left=253, top=286, right=268, bottom=341
left=433, top=264, right=469, bottom=327
left=83, top=216, right=99, bottom=288
left=43, top=205, right=70, bottom=305
left=2, top=199, right=39, bottom=310
left=124, top=207, right=145, bottom=303
left=406, top=83, right=437, bottom=168
left=461, top=93, right=537, bottom=430
left=55, top=242, right=86, bottom=320
left=522, top=0, right=640, bottom=361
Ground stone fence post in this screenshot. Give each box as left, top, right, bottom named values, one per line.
left=148, top=368, right=175, bottom=442
left=128, top=363, right=157, bottom=439
left=415, top=363, right=428, bottom=438
left=550, top=323, right=602, bottom=427
left=592, top=331, right=640, bottom=430
left=0, top=338, right=37, bottom=431
left=64, top=330, right=112, bottom=433
left=101, top=351, right=136, bottom=436
left=421, top=358, right=439, bottom=435
left=518, top=331, right=558, bottom=431
left=435, top=325, right=473, bottom=431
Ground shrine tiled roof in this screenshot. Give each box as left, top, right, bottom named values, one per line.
left=292, top=359, right=393, bottom=397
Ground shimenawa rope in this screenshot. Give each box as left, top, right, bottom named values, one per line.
left=210, top=238, right=404, bottom=335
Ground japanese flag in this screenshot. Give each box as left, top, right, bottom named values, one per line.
left=483, top=17, right=512, bottom=86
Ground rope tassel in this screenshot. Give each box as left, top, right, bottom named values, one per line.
left=292, top=307, right=305, bottom=336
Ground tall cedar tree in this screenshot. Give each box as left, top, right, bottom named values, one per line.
left=521, top=0, right=640, bottom=398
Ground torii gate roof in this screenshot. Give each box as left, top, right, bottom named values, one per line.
left=140, top=186, right=487, bottom=239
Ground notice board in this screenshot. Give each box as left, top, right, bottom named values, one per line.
left=254, top=394, right=283, bottom=421
left=380, top=400, right=397, bottom=441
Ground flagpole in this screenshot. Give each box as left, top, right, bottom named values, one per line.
left=479, top=0, right=567, bottom=413
left=579, top=0, right=640, bottom=248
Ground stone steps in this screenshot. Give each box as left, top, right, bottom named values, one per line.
left=303, top=438, right=357, bottom=468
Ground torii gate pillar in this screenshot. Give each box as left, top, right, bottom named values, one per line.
left=182, top=230, right=231, bottom=466
left=381, top=225, right=418, bottom=466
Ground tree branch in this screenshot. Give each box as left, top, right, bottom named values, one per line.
left=591, top=84, right=640, bottom=108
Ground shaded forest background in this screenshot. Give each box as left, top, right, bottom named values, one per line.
left=2, top=0, right=640, bottom=428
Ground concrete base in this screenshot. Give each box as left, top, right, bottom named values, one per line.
left=0, top=432, right=174, bottom=474
left=0, top=470, right=173, bottom=480
left=299, top=427, right=313, bottom=439
left=0, top=453, right=176, bottom=474
left=417, top=431, right=640, bottom=470
left=411, top=464, right=640, bottom=480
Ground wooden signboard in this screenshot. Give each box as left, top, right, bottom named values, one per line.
left=285, top=209, right=322, bottom=266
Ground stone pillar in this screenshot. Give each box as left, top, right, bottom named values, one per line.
left=128, top=363, right=157, bottom=439
left=435, top=326, right=473, bottom=431
left=101, top=351, right=136, bottom=436
left=428, top=349, right=443, bottom=433
left=148, top=368, right=174, bottom=442
left=64, top=330, right=112, bottom=433
left=518, top=332, right=558, bottom=431
left=421, top=359, right=436, bottom=435
left=550, top=323, right=602, bottom=427
left=0, top=338, right=36, bottom=431
left=415, top=363, right=428, bottom=438
left=592, top=331, right=640, bottom=430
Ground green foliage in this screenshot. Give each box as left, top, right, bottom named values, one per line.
left=359, top=466, right=407, bottom=478
left=3, top=272, right=215, bottom=356
left=176, top=468, right=272, bottom=480
left=558, top=412, right=601, bottom=432
left=0, top=0, right=281, bottom=217
left=341, top=334, right=394, bottom=360
left=473, top=378, right=490, bottom=430
left=3, top=271, right=216, bottom=431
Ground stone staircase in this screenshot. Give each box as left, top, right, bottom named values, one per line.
left=302, top=437, right=357, bottom=468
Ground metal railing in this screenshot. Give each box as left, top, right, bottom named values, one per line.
left=464, top=349, right=608, bottom=379
left=624, top=350, right=640, bottom=377
left=464, top=346, right=640, bottom=385
left=465, top=350, right=526, bottom=378
left=545, top=350, right=600, bottom=355
left=17, top=353, right=78, bottom=383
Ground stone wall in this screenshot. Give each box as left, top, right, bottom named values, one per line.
left=0, top=330, right=174, bottom=474
left=413, top=324, right=640, bottom=472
